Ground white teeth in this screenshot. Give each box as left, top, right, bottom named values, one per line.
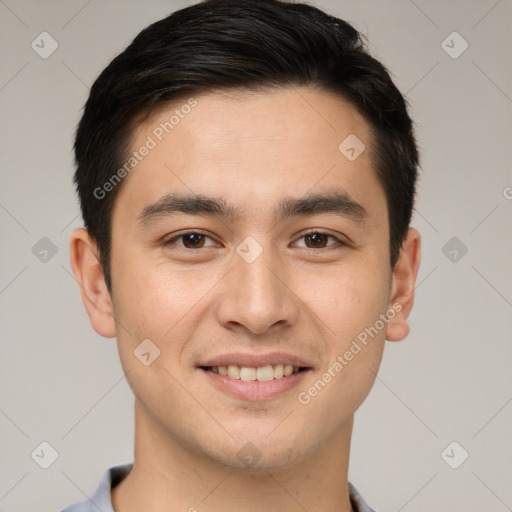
left=209, top=364, right=303, bottom=381
left=256, top=365, right=274, bottom=382
left=227, top=365, right=240, bottom=379
left=240, top=367, right=257, bottom=381
left=283, top=364, right=294, bottom=376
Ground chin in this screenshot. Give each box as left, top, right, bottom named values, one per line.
left=203, top=435, right=308, bottom=474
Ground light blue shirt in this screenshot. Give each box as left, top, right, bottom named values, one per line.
left=61, top=463, right=376, bottom=512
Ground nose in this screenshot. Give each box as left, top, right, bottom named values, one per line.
left=214, top=246, right=299, bottom=335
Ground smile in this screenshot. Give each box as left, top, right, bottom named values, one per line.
left=202, top=364, right=305, bottom=381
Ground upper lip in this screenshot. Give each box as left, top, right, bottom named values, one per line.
left=199, top=352, right=312, bottom=369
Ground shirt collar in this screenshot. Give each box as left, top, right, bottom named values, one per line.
left=64, top=463, right=375, bottom=512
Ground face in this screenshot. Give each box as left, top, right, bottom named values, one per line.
left=77, top=87, right=415, bottom=471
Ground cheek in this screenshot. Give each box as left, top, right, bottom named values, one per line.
left=296, top=259, right=390, bottom=398
left=112, top=251, right=198, bottom=330
left=294, top=331, right=385, bottom=447
left=301, top=260, right=391, bottom=342
left=111, top=254, right=222, bottom=371
left=311, top=261, right=390, bottom=410
left=111, top=264, right=203, bottom=413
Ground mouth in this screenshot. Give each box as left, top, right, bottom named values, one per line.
left=200, top=364, right=309, bottom=382
left=197, top=354, right=313, bottom=401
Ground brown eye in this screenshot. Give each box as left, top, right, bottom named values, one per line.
left=294, top=231, right=343, bottom=249
left=303, top=233, right=330, bottom=248
left=181, top=233, right=206, bottom=248
left=164, top=232, right=216, bottom=249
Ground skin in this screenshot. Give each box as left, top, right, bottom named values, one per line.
left=70, top=86, right=421, bottom=512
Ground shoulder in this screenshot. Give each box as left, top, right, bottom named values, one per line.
left=60, top=463, right=133, bottom=512
left=348, top=482, right=377, bottom=512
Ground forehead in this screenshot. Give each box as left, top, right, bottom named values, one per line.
left=113, top=86, right=385, bottom=224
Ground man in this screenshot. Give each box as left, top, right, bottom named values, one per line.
left=64, top=0, right=421, bottom=510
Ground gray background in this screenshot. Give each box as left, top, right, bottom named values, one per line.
left=1, top=0, right=511, bottom=511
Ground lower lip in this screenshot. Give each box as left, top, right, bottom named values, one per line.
left=199, top=368, right=310, bottom=401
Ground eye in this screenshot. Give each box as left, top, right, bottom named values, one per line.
left=164, top=231, right=217, bottom=249
left=293, top=231, right=344, bottom=249
left=163, top=230, right=345, bottom=251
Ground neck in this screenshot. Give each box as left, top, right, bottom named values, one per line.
left=111, top=400, right=355, bottom=512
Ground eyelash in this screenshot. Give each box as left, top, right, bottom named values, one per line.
left=163, top=230, right=346, bottom=250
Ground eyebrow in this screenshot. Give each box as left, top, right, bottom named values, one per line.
left=136, top=191, right=368, bottom=226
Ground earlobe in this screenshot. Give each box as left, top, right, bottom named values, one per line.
left=69, top=227, right=116, bottom=338
left=385, top=228, right=421, bottom=342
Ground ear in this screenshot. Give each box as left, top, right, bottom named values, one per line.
left=385, top=228, right=421, bottom=341
left=69, top=227, right=116, bottom=338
